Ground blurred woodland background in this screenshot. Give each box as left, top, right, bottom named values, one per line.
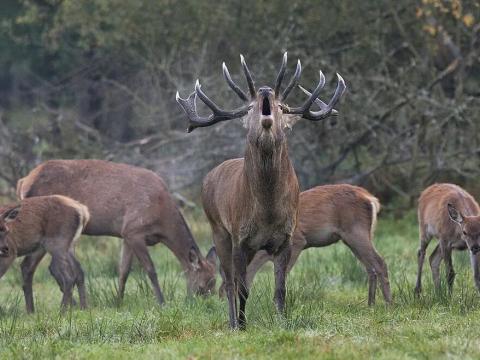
left=0, top=0, right=479, bottom=211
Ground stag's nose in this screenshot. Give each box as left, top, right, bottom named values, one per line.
left=261, top=117, right=273, bottom=129
left=258, top=86, right=273, bottom=97
left=472, top=245, right=480, bottom=255
left=0, top=246, right=9, bottom=257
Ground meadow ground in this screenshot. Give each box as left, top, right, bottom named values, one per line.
left=1, top=210, right=480, bottom=359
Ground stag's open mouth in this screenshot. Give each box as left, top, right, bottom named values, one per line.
left=262, top=97, right=271, bottom=116
left=261, top=96, right=273, bottom=130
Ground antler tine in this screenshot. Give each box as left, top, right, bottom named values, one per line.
left=176, top=90, right=201, bottom=133
left=240, top=54, right=256, bottom=99
left=222, top=62, right=249, bottom=102
left=329, top=73, right=346, bottom=107
left=274, top=52, right=288, bottom=99
left=195, top=80, right=225, bottom=115
left=297, top=74, right=346, bottom=120
left=282, top=72, right=346, bottom=121
left=298, top=85, right=337, bottom=115
left=176, top=81, right=251, bottom=133
left=283, top=71, right=325, bottom=113
left=281, top=59, right=302, bottom=101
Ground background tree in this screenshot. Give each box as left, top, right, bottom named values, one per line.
left=0, top=0, right=479, bottom=209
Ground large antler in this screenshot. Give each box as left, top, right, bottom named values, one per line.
left=176, top=81, right=252, bottom=133
left=281, top=71, right=346, bottom=121
left=177, top=55, right=256, bottom=132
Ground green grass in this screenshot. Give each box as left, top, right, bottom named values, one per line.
left=1, top=210, right=480, bottom=359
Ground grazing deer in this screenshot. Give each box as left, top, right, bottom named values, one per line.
left=415, top=183, right=480, bottom=294
left=0, top=195, right=89, bottom=313
left=219, top=184, right=392, bottom=305
left=177, top=53, right=345, bottom=329
left=17, top=160, right=217, bottom=304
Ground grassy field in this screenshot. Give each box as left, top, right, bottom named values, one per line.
left=1, top=209, right=480, bottom=359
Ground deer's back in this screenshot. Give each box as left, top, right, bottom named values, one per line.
left=1, top=195, right=86, bottom=256
left=297, top=184, right=379, bottom=247
left=418, top=183, right=480, bottom=239
left=17, top=159, right=173, bottom=237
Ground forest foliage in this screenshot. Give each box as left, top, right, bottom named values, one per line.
left=0, top=0, right=479, bottom=209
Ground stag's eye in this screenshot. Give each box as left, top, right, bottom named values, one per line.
left=262, top=97, right=271, bottom=116
left=463, top=230, right=468, bottom=236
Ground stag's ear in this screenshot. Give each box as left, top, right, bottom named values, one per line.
left=1, top=205, right=21, bottom=223
left=448, top=203, right=464, bottom=225
left=189, top=247, right=200, bottom=270
left=206, top=246, right=217, bottom=267
left=283, top=114, right=300, bottom=130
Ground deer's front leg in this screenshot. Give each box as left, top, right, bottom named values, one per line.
left=233, top=245, right=250, bottom=330
left=470, top=252, right=480, bottom=292
left=273, top=238, right=291, bottom=313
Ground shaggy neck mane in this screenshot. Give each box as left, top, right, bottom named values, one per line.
left=244, top=141, right=291, bottom=215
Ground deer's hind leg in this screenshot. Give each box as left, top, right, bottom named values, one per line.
left=69, top=253, right=87, bottom=309
left=43, top=233, right=79, bottom=311
left=118, top=242, right=134, bottom=301
left=48, top=251, right=77, bottom=311
left=343, top=230, right=391, bottom=305
left=125, top=234, right=165, bottom=305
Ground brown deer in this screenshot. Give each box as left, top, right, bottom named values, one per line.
left=219, top=184, right=391, bottom=305
left=0, top=195, right=89, bottom=313
left=415, top=183, right=480, bottom=294
left=177, top=53, right=345, bottom=329
left=17, top=160, right=217, bottom=304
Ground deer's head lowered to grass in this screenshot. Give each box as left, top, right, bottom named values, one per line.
left=0, top=205, right=20, bottom=258
left=17, top=159, right=217, bottom=304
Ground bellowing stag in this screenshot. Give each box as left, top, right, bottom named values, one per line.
left=177, top=53, right=345, bottom=329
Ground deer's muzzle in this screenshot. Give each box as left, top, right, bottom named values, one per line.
left=471, top=244, right=480, bottom=255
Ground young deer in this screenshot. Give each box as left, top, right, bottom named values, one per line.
left=177, top=53, right=345, bottom=329
left=415, top=183, right=480, bottom=294
left=17, top=160, right=217, bottom=304
left=0, top=195, right=90, bottom=313
left=219, top=184, right=391, bottom=305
